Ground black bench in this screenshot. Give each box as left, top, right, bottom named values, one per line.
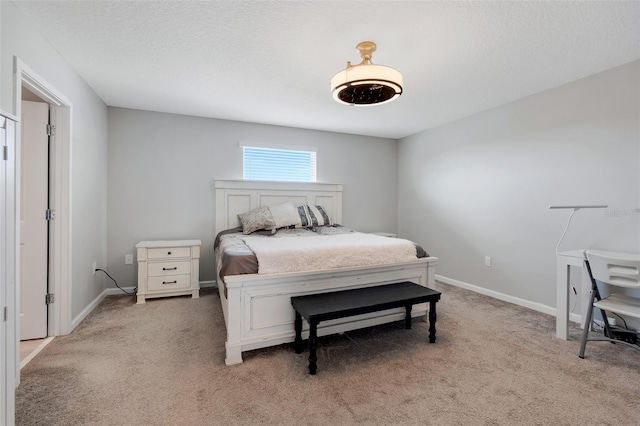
left=290, top=281, right=442, bottom=374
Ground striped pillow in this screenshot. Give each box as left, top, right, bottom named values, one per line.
left=297, top=205, right=334, bottom=228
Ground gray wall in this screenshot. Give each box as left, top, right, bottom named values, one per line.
left=107, top=107, right=398, bottom=286
left=1, top=2, right=109, bottom=322
left=398, top=60, right=640, bottom=313
left=6, top=0, right=636, bottom=323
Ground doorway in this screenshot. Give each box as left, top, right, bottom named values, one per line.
left=13, top=58, right=72, bottom=386
left=1, top=57, right=73, bottom=424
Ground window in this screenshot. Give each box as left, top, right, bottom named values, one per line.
left=242, top=143, right=317, bottom=182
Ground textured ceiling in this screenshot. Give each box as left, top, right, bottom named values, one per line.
left=13, top=1, right=640, bottom=139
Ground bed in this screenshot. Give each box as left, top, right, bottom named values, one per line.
left=214, top=179, right=438, bottom=365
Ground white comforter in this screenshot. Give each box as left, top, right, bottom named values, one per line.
left=243, top=232, right=418, bottom=275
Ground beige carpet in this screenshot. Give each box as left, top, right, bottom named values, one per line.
left=16, top=282, right=640, bottom=425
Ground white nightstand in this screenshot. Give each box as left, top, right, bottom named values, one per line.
left=135, top=239, right=201, bottom=304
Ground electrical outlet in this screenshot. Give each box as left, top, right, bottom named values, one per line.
left=92, top=262, right=97, bottom=275
left=125, top=254, right=134, bottom=265
left=484, top=256, right=492, bottom=267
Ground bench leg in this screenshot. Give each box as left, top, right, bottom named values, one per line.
left=428, top=300, right=437, bottom=343
left=294, top=311, right=303, bottom=354
left=308, top=321, right=318, bottom=375
left=405, top=305, right=412, bottom=329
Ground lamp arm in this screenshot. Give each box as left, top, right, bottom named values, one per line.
left=555, top=208, right=579, bottom=255
left=550, top=205, right=608, bottom=254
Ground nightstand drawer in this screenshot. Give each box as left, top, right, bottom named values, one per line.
left=147, top=261, right=191, bottom=277
left=147, top=246, right=191, bottom=259
left=148, top=274, right=191, bottom=291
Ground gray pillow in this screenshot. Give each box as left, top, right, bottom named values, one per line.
left=237, top=206, right=276, bottom=235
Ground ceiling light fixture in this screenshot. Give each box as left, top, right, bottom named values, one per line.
left=330, top=41, right=403, bottom=106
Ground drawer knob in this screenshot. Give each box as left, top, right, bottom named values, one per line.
left=163, top=280, right=177, bottom=285
left=163, top=267, right=177, bottom=271
left=168, top=251, right=172, bottom=255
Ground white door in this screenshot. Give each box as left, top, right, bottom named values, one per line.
left=20, top=101, right=49, bottom=341
left=1, top=113, right=18, bottom=426
left=0, top=116, right=6, bottom=426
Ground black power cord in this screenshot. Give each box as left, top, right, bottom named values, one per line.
left=592, top=316, right=639, bottom=346
left=95, top=268, right=137, bottom=295
left=610, top=312, right=628, bottom=329
left=606, top=326, right=639, bottom=345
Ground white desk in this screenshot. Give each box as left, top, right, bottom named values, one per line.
left=556, top=249, right=639, bottom=339
left=556, top=250, right=591, bottom=339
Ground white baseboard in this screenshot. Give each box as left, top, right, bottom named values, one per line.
left=103, top=281, right=218, bottom=292
left=71, top=281, right=218, bottom=331
left=200, top=280, right=217, bottom=289
left=594, top=316, right=640, bottom=330
left=71, top=288, right=110, bottom=331
left=569, top=311, right=581, bottom=324
left=104, top=286, right=137, bottom=296
left=435, top=274, right=581, bottom=324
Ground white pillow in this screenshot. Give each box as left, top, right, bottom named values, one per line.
left=268, top=202, right=301, bottom=229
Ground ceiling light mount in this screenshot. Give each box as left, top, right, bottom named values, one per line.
left=355, top=41, right=376, bottom=65
left=331, top=41, right=403, bottom=106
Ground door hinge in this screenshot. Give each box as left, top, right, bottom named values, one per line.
left=2, top=145, right=7, bottom=160
left=46, top=124, right=56, bottom=136
left=45, top=293, right=55, bottom=305
left=46, top=209, right=56, bottom=220
left=3, top=306, right=7, bottom=322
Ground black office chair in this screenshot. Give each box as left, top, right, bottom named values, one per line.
left=579, top=250, right=640, bottom=359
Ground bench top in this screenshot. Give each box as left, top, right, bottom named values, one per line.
left=291, top=281, right=441, bottom=323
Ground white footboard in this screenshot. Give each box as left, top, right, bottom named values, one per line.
left=220, top=257, right=438, bottom=365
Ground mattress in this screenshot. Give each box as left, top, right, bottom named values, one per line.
left=215, top=226, right=429, bottom=285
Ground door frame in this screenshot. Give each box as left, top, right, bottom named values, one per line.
left=13, top=57, right=72, bottom=382
left=1, top=111, right=18, bottom=426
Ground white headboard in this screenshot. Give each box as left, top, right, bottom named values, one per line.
left=214, top=179, right=343, bottom=236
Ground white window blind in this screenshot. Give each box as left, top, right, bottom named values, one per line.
left=243, top=145, right=317, bottom=182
